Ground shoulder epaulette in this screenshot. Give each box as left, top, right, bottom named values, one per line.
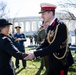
left=59, top=21, right=66, bottom=25
left=2, top=36, right=7, bottom=40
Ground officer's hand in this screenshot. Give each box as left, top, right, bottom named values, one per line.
left=22, top=53, right=28, bottom=58
left=15, top=38, right=21, bottom=42
left=24, top=51, right=35, bottom=60
left=18, top=38, right=21, bottom=41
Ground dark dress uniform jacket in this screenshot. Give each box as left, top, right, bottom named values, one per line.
left=0, top=33, right=25, bottom=75
left=34, top=18, right=72, bottom=75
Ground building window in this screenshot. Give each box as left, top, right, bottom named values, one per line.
left=38, top=21, right=42, bottom=29
left=25, top=22, right=30, bottom=32
left=32, top=21, right=37, bottom=31
left=19, top=22, right=24, bottom=32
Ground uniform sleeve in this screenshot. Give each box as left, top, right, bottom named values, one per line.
left=34, top=24, right=67, bottom=57
left=2, top=38, right=26, bottom=59
left=36, top=39, right=49, bottom=50
left=21, top=34, right=26, bottom=41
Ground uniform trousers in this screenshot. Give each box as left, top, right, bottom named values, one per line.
left=47, top=66, right=69, bottom=75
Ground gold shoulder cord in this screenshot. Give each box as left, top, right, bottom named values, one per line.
left=47, top=24, right=68, bottom=60
left=47, top=24, right=60, bottom=44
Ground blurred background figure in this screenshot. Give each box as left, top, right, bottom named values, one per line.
left=13, top=26, right=27, bottom=69
left=29, top=35, right=33, bottom=46
left=68, top=31, right=72, bottom=47
left=33, top=33, right=38, bottom=46
left=36, top=21, right=49, bottom=75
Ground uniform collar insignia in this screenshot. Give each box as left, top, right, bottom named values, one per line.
left=52, top=21, right=56, bottom=26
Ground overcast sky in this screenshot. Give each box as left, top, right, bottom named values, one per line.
left=1, top=0, right=76, bottom=18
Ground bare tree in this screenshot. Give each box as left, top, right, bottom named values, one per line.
left=58, top=0, right=76, bottom=8
left=57, top=0, right=76, bottom=20
left=0, top=2, right=7, bottom=18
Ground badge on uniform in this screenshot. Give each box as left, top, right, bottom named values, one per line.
left=50, top=30, right=54, bottom=34
left=47, top=30, right=55, bottom=44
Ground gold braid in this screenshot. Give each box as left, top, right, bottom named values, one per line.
left=47, top=24, right=68, bottom=60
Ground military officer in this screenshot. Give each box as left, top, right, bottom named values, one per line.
left=25, top=3, right=74, bottom=75
left=13, top=26, right=27, bottom=68
left=0, top=19, right=27, bottom=75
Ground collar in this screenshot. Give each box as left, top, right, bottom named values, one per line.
left=49, top=17, right=56, bottom=26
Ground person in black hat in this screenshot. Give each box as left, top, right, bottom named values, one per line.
left=25, top=3, right=74, bottom=75
left=0, top=19, right=28, bottom=75
left=13, top=26, right=27, bottom=69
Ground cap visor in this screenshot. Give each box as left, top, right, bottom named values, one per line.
left=39, top=10, right=47, bottom=14
left=39, top=10, right=50, bottom=14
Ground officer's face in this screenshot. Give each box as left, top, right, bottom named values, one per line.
left=41, top=11, right=53, bottom=23
left=1, top=25, right=10, bottom=35
left=16, top=29, right=20, bottom=33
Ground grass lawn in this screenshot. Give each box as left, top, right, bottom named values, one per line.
left=12, top=57, right=45, bottom=75
left=12, top=47, right=76, bottom=75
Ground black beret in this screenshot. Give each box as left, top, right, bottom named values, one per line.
left=0, top=19, right=12, bottom=27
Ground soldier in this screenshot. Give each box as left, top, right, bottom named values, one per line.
left=0, top=19, right=27, bottom=75
left=25, top=3, right=74, bottom=75
left=29, top=35, right=33, bottom=46
left=33, top=33, right=37, bottom=46
left=37, top=21, right=49, bottom=45
left=13, top=26, right=27, bottom=69
left=37, top=23, right=45, bottom=44
left=36, top=21, right=49, bottom=75
left=36, top=23, right=46, bottom=70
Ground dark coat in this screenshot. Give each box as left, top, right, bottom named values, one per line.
left=0, top=33, right=25, bottom=75
left=34, top=18, right=73, bottom=75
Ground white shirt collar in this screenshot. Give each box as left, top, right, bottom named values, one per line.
left=49, top=17, right=56, bottom=26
